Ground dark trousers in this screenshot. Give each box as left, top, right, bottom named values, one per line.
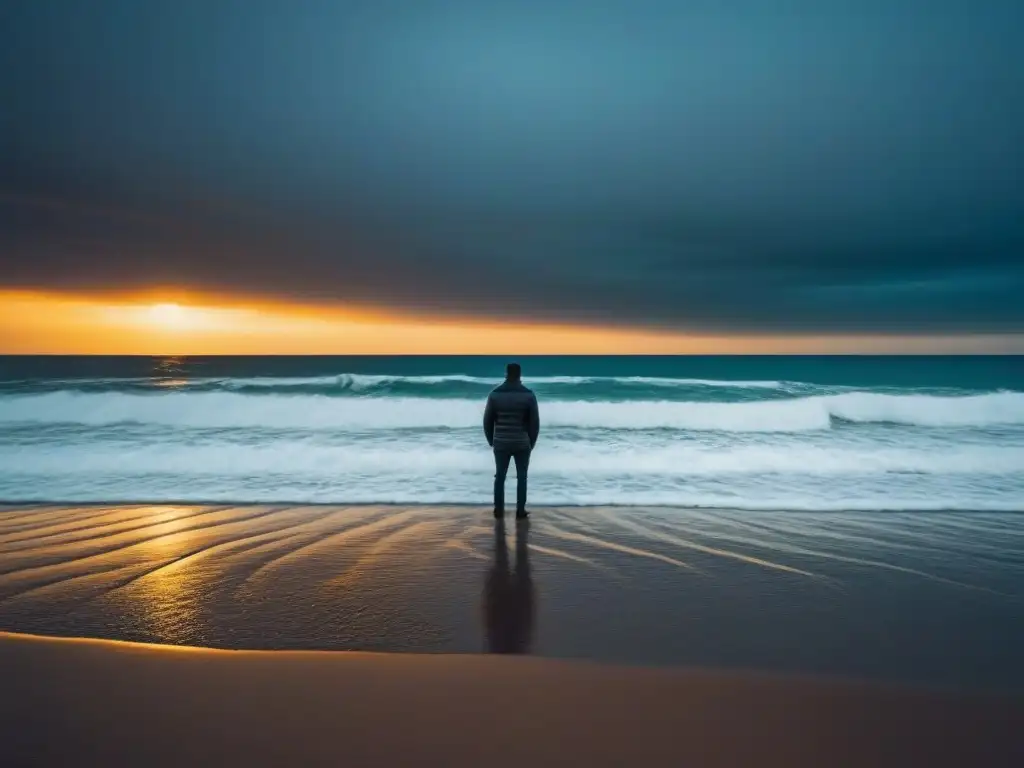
left=494, top=448, right=530, bottom=514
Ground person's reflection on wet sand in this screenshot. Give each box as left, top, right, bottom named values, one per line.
left=483, top=519, right=535, bottom=654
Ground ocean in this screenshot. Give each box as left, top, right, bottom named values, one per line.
left=1, top=355, right=1022, bottom=511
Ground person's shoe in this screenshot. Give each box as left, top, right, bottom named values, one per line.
left=493, top=508, right=505, bottom=519
left=515, top=510, right=530, bottom=521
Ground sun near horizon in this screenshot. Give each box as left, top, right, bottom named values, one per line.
left=146, top=302, right=186, bottom=328
left=1, top=289, right=1021, bottom=355
left=0, top=289, right=733, bottom=355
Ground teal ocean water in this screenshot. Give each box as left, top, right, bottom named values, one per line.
left=1, top=356, right=1022, bottom=510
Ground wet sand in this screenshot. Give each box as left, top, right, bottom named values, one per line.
left=1, top=504, right=1023, bottom=690
left=2, top=631, right=1022, bottom=768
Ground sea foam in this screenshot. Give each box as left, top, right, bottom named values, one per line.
left=2, top=390, right=1022, bottom=431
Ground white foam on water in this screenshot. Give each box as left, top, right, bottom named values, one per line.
left=3, top=390, right=1022, bottom=431
left=2, top=379, right=1023, bottom=510
left=4, top=440, right=1022, bottom=476
left=1, top=473, right=1020, bottom=511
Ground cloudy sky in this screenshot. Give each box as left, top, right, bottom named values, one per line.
left=2, top=0, right=1022, bottom=347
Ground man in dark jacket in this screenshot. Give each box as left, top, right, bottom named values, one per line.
left=483, top=363, right=540, bottom=519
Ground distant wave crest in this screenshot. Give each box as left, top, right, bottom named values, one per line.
left=226, top=374, right=786, bottom=389
left=2, top=373, right=789, bottom=398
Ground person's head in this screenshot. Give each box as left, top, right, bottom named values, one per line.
left=506, top=362, right=522, bottom=382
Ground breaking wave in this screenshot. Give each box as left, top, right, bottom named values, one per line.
left=2, top=390, right=1021, bottom=432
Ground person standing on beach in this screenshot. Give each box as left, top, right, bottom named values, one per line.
left=483, top=363, right=540, bottom=519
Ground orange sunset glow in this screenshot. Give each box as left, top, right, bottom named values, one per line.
left=2, top=290, right=1020, bottom=355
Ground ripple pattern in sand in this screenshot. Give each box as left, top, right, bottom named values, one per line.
left=1, top=504, right=1022, bottom=689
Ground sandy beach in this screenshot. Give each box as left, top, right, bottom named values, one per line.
left=2, top=631, right=1021, bottom=767
left=2, top=503, right=1023, bottom=765
left=2, top=504, right=1022, bottom=688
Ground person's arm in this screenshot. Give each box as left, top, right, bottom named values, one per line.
left=483, top=394, right=496, bottom=447
left=527, top=394, right=540, bottom=449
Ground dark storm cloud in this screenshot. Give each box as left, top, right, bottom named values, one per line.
left=2, top=0, right=1023, bottom=333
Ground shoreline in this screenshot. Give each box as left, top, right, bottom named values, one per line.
left=4, top=501, right=1023, bottom=513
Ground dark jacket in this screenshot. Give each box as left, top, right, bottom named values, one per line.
left=484, top=380, right=540, bottom=452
